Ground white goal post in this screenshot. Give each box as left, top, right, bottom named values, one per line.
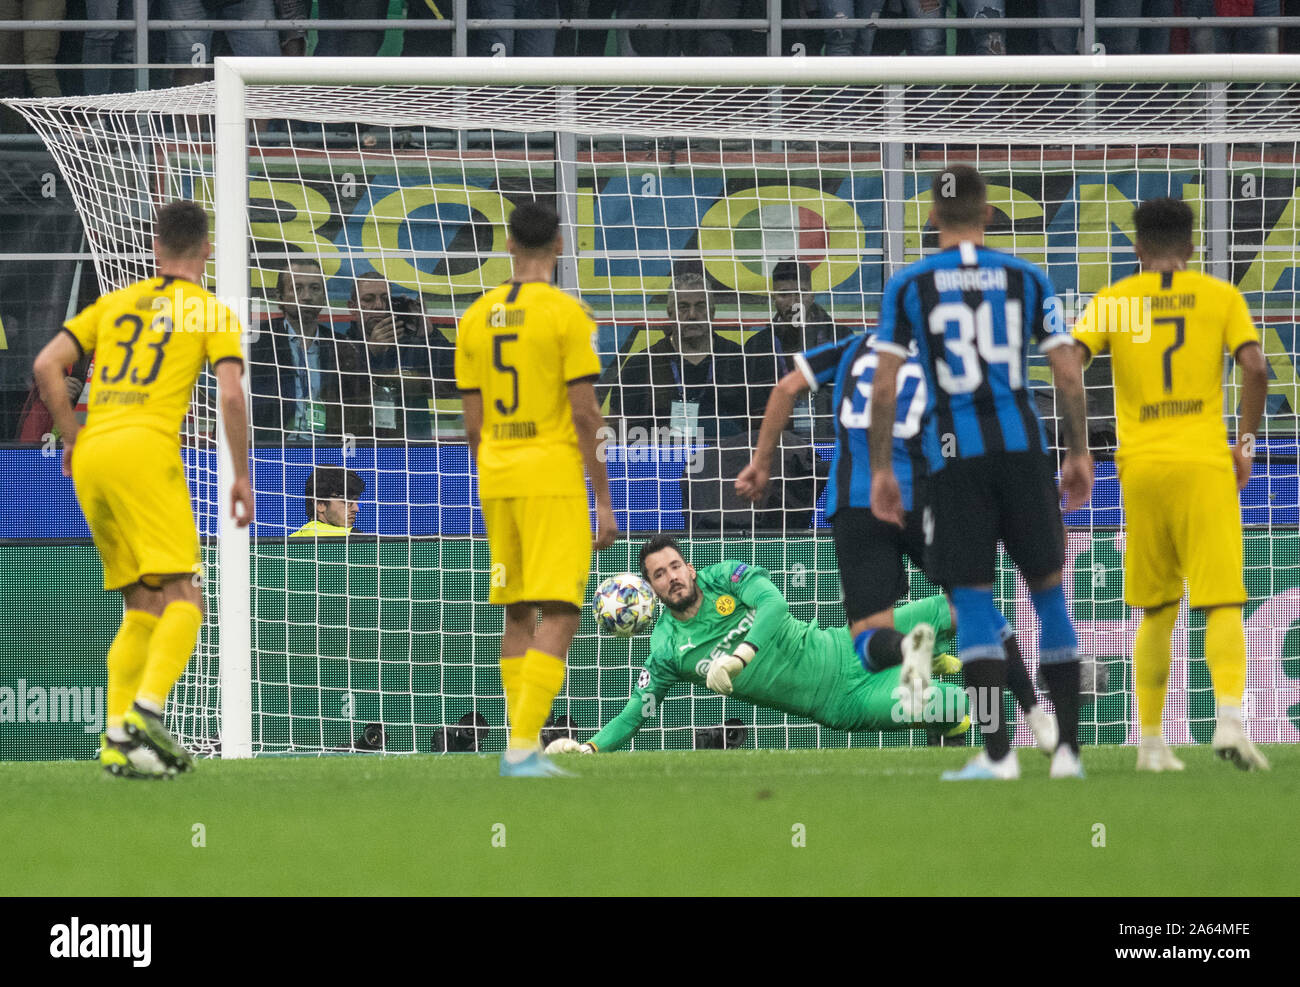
left=12, top=54, right=1300, bottom=758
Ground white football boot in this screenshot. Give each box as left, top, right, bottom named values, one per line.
left=1211, top=716, right=1270, bottom=771
left=898, top=623, right=935, bottom=721
left=1136, top=737, right=1186, bottom=773
left=941, top=750, right=1020, bottom=781
left=1025, top=705, right=1059, bottom=757
left=1049, top=744, right=1086, bottom=779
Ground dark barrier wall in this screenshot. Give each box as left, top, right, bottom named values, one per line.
left=7, top=443, right=1179, bottom=538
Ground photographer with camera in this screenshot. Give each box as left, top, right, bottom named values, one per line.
left=340, top=272, right=439, bottom=440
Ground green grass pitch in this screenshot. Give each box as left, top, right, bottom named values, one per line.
left=3, top=745, right=1295, bottom=896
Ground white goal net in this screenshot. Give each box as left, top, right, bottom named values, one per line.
left=9, top=55, right=1300, bottom=756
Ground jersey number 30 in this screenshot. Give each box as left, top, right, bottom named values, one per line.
left=840, top=352, right=926, bottom=438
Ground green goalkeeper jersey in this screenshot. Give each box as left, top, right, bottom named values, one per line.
left=586, top=561, right=954, bottom=751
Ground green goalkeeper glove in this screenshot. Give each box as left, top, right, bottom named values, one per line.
left=705, top=642, right=755, bottom=696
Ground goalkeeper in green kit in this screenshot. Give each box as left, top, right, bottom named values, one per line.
left=546, top=536, right=970, bottom=754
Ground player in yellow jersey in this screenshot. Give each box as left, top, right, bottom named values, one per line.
left=31, top=200, right=252, bottom=779
left=1073, top=197, right=1270, bottom=772
left=291, top=466, right=364, bottom=537
left=455, top=200, right=618, bottom=778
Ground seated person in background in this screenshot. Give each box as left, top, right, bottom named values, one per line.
left=769, top=258, right=842, bottom=439
left=342, top=272, right=438, bottom=440
left=770, top=259, right=839, bottom=357
left=249, top=257, right=361, bottom=442
left=597, top=270, right=779, bottom=444
left=292, top=466, right=365, bottom=537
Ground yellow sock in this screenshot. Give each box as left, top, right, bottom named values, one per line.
left=137, top=601, right=203, bottom=710
left=1205, top=605, right=1247, bottom=711
left=106, top=610, right=159, bottom=730
left=499, top=655, right=525, bottom=730
left=510, top=649, right=566, bottom=751
left=1134, top=604, right=1178, bottom=734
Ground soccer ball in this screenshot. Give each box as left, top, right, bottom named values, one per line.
left=593, top=573, right=656, bottom=637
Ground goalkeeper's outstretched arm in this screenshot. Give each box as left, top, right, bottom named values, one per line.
left=547, top=668, right=675, bottom=754
left=730, top=567, right=789, bottom=654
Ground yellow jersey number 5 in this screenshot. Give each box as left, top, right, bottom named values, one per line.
left=493, top=333, right=519, bottom=415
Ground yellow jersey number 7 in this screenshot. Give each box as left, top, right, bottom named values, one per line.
left=1155, top=315, right=1185, bottom=393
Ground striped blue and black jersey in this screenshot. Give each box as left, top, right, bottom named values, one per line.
left=870, top=242, right=1073, bottom=473
left=795, top=333, right=928, bottom=517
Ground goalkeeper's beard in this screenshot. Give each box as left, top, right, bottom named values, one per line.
left=664, top=582, right=701, bottom=615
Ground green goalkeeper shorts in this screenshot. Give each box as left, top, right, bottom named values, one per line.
left=822, top=648, right=969, bottom=733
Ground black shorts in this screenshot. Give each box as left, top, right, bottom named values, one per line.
left=831, top=505, right=927, bottom=622
left=923, top=451, right=1065, bottom=589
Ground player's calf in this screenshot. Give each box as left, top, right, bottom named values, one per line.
left=1028, top=581, right=1081, bottom=755
left=854, top=625, right=906, bottom=672
left=950, top=586, right=1013, bottom=762
left=1001, top=626, right=1043, bottom=718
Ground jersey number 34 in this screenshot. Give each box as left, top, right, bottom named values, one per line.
left=928, top=298, right=1024, bottom=394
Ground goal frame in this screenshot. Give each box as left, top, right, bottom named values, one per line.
left=209, top=53, right=1300, bottom=757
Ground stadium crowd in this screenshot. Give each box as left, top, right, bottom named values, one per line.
left=0, top=0, right=1273, bottom=524
left=0, top=2, right=1296, bottom=103
left=10, top=247, right=852, bottom=528
left=245, top=259, right=837, bottom=465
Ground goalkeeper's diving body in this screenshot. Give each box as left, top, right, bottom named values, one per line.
left=547, top=537, right=970, bottom=754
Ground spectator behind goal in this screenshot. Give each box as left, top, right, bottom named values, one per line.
left=597, top=270, right=780, bottom=445
left=293, top=466, right=365, bottom=537
left=769, top=258, right=842, bottom=440
left=249, top=256, right=363, bottom=443
left=337, top=272, right=446, bottom=441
